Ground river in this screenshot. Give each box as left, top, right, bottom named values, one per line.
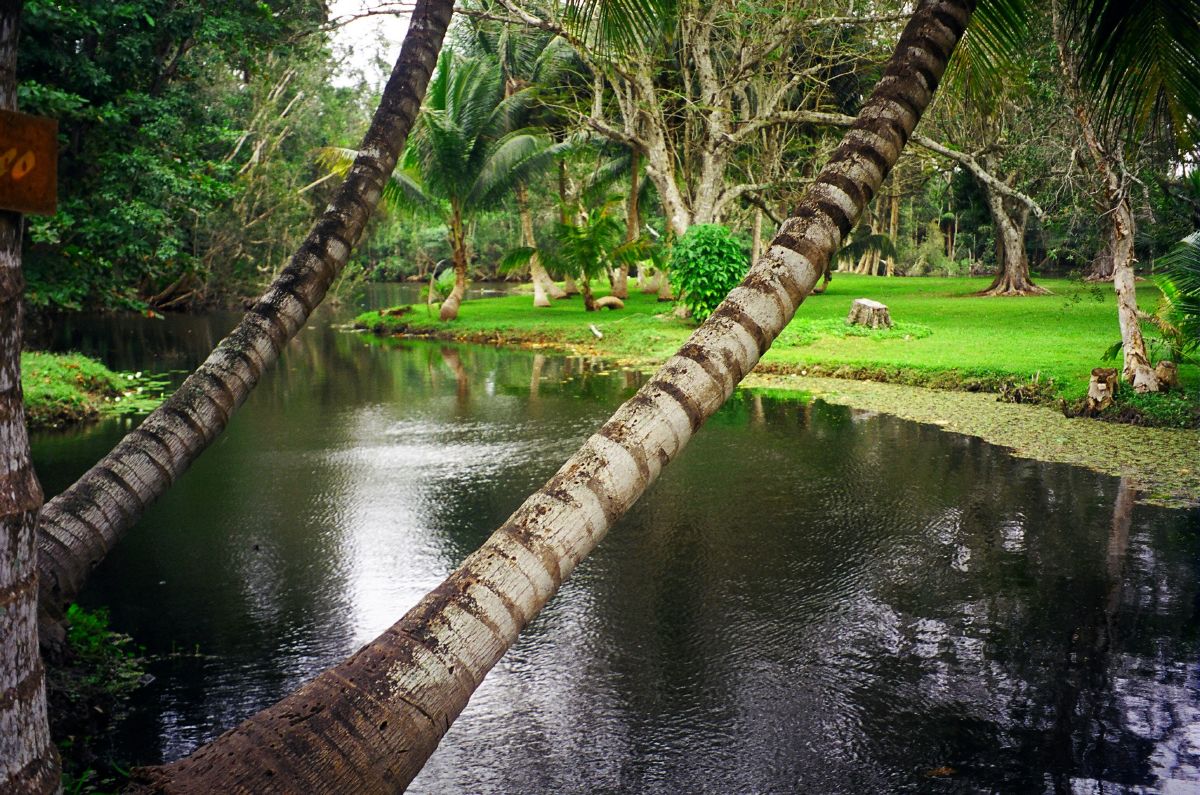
left=31, top=284, right=1200, bottom=792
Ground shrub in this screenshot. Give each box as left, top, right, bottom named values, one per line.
left=668, top=224, right=749, bottom=322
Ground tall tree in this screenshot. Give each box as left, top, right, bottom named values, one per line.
left=132, top=3, right=974, bottom=790
left=373, top=48, right=564, bottom=320
left=0, top=2, right=59, bottom=790
left=35, top=0, right=454, bottom=637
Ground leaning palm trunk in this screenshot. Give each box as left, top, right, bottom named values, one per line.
left=36, top=0, right=455, bottom=634
left=133, top=3, right=972, bottom=790
left=0, top=2, right=59, bottom=790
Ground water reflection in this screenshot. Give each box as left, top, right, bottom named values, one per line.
left=27, top=286, right=1200, bottom=792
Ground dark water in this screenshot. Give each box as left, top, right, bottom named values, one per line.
left=31, top=285, right=1200, bottom=793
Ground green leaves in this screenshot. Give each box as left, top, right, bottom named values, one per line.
left=668, top=224, right=749, bottom=322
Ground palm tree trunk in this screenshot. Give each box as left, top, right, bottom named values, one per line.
left=886, top=187, right=900, bottom=276
left=36, top=0, right=454, bottom=635
left=516, top=182, right=563, bottom=306
left=440, top=204, right=468, bottom=321
left=0, top=2, right=60, bottom=790
left=133, top=3, right=972, bottom=790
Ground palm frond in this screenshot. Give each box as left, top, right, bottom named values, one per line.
left=499, top=246, right=537, bottom=274
left=1156, top=231, right=1200, bottom=349
left=467, top=131, right=572, bottom=209
left=561, top=0, right=677, bottom=52
left=1063, top=0, right=1200, bottom=144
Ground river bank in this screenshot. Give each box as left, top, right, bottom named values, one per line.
left=356, top=275, right=1200, bottom=504
left=23, top=352, right=170, bottom=430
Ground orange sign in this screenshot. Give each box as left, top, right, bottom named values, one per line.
left=0, top=109, right=57, bottom=215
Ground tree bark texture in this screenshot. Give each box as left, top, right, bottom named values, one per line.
left=979, top=188, right=1046, bottom=295
left=1053, top=5, right=1157, bottom=390
left=612, top=152, right=639, bottom=300
left=133, top=3, right=973, bottom=791
left=0, top=1, right=60, bottom=790
left=847, top=298, right=893, bottom=329
left=439, top=204, right=468, bottom=321
left=36, top=0, right=455, bottom=630
left=515, top=182, right=562, bottom=307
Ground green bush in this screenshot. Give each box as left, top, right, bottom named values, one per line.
left=668, top=224, right=749, bottom=322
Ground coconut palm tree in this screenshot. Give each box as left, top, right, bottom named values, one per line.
left=387, top=48, right=569, bottom=320
left=135, top=1, right=1200, bottom=790
left=17, top=1, right=1200, bottom=791
left=7, top=0, right=454, bottom=790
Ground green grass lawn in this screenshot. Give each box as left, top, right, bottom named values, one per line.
left=359, top=274, right=1198, bottom=406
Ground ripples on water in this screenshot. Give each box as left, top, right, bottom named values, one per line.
left=30, top=288, right=1200, bottom=793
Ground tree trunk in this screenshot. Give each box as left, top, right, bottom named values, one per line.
left=581, top=278, right=596, bottom=311
left=1109, top=197, right=1158, bottom=390
left=133, top=4, right=971, bottom=790
left=751, top=208, right=763, bottom=264
left=613, top=152, right=640, bottom=300
left=978, top=188, right=1047, bottom=295
left=886, top=188, right=900, bottom=276
left=516, top=182, right=562, bottom=307
left=439, top=206, right=468, bottom=321
left=1053, top=4, right=1157, bottom=391
left=0, top=2, right=60, bottom=790
left=36, top=0, right=453, bottom=632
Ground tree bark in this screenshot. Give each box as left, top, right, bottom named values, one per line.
left=36, top=0, right=454, bottom=633
left=515, top=182, right=563, bottom=306
left=978, top=187, right=1047, bottom=295
left=1053, top=6, right=1157, bottom=390
left=886, top=187, right=900, bottom=276
left=439, top=204, right=468, bottom=321
left=133, top=3, right=972, bottom=790
left=613, top=152, right=639, bottom=300
left=0, top=2, right=60, bottom=790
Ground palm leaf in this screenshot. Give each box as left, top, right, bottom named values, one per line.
left=1156, top=232, right=1200, bottom=349
left=1061, top=0, right=1200, bottom=144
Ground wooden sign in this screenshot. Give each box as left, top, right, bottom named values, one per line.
left=0, top=109, right=57, bottom=215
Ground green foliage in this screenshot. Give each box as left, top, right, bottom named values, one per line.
left=47, top=604, right=147, bottom=794
left=1108, top=390, right=1200, bottom=428
left=668, top=224, right=748, bottom=322
left=22, top=352, right=170, bottom=429
left=1155, top=232, right=1200, bottom=358
left=19, top=0, right=342, bottom=310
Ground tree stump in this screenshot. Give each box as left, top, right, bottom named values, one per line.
left=847, top=298, right=892, bottom=329
left=1154, top=360, right=1180, bottom=391
left=1086, top=367, right=1118, bottom=414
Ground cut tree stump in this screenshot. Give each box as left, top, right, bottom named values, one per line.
left=1154, top=360, right=1180, bottom=391
left=847, top=298, right=892, bottom=329
left=1086, top=367, right=1118, bottom=414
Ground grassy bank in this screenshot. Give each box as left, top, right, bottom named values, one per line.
left=22, top=352, right=168, bottom=430
left=357, top=274, right=1199, bottom=425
